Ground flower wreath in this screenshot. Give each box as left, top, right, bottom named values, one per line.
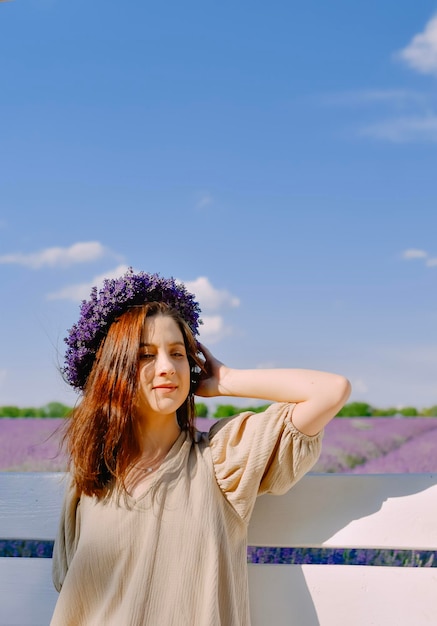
left=63, top=268, right=202, bottom=390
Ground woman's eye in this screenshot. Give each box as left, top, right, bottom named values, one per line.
left=140, top=353, right=155, bottom=360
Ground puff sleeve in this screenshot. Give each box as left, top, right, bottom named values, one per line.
left=208, top=402, right=323, bottom=522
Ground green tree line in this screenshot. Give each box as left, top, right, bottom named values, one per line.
left=0, top=402, right=73, bottom=418
left=336, top=401, right=437, bottom=417
left=1, top=401, right=437, bottom=418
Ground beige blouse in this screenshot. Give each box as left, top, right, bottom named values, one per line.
left=51, top=402, right=322, bottom=626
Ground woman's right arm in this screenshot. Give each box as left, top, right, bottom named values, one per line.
left=195, top=344, right=351, bottom=436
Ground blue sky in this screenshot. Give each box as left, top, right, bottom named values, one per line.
left=1, top=1, right=437, bottom=410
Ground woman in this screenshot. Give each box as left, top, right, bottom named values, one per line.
left=51, top=268, right=350, bottom=625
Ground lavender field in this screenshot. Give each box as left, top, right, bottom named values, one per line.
left=1, top=416, right=437, bottom=473
left=311, top=417, right=437, bottom=473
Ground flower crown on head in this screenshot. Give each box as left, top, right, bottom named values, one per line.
left=63, top=268, right=202, bottom=391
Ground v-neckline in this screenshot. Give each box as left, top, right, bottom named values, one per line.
left=122, top=430, right=188, bottom=504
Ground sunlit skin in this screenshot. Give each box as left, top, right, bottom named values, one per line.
left=130, top=312, right=351, bottom=496
left=134, top=314, right=191, bottom=455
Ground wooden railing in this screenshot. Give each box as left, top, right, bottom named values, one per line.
left=1, top=472, right=436, bottom=625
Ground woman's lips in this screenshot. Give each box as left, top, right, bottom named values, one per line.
left=153, top=384, right=177, bottom=391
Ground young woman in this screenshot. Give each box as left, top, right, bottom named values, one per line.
left=51, top=269, right=350, bottom=626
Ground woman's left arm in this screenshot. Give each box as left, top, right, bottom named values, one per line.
left=195, top=344, right=351, bottom=436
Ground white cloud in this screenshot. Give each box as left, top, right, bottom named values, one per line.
left=320, top=17, right=437, bottom=145
left=398, top=14, right=437, bottom=76
left=402, top=248, right=428, bottom=259
left=198, top=315, right=232, bottom=343
left=360, top=115, right=437, bottom=142
left=185, top=277, right=240, bottom=342
left=0, top=241, right=109, bottom=269
left=47, top=264, right=130, bottom=301
left=401, top=248, right=437, bottom=269
left=196, top=193, right=213, bottom=209
left=48, top=269, right=241, bottom=343
left=351, top=378, right=369, bottom=395
left=184, top=276, right=240, bottom=312
left=48, top=269, right=240, bottom=311
left=322, top=89, right=437, bottom=144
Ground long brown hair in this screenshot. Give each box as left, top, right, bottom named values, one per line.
left=63, top=303, right=203, bottom=497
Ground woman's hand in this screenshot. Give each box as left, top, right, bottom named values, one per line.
left=193, top=343, right=351, bottom=435
left=194, top=343, right=231, bottom=398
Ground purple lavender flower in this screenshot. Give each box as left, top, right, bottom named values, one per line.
left=0, top=417, right=216, bottom=472
left=0, top=418, right=68, bottom=471
left=2, top=416, right=437, bottom=473
left=63, top=268, right=202, bottom=390
left=348, top=424, right=437, bottom=473
left=313, top=417, right=437, bottom=473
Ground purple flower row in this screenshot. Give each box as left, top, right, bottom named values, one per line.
left=313, top=417, right=437, bottom=473
left=1, top=416, right=437, bottom=473
left=0, top=418, right=66, bottom=471
left=247, top=546, right=436, bottom=566
left=2, top=541, right=434, bottom=566
left=348, top=425, right=437, bottom=473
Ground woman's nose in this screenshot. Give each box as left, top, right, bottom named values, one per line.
left=156, top=352, right=175, bottom=375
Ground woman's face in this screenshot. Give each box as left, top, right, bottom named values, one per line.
left=135, top=314, right=191, bottom=422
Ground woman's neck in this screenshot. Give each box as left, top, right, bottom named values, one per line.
left=136, top=412, right=181, bottom=457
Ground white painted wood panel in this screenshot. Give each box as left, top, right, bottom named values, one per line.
left=249, top=564, right=437, bottom=626
left=0, top=473, right=65, bottom=539
left=1, top=472, right=437, bottom=626
left=249, top=473, right=437, bottom=549
left=1, top=560, right=436, bottom=626
left=2, top=473, right=437, bottom=549
left=0, top=559, right=57, bottom=626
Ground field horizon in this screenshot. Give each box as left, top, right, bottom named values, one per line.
left=1, top=416, right=437, bottom=474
